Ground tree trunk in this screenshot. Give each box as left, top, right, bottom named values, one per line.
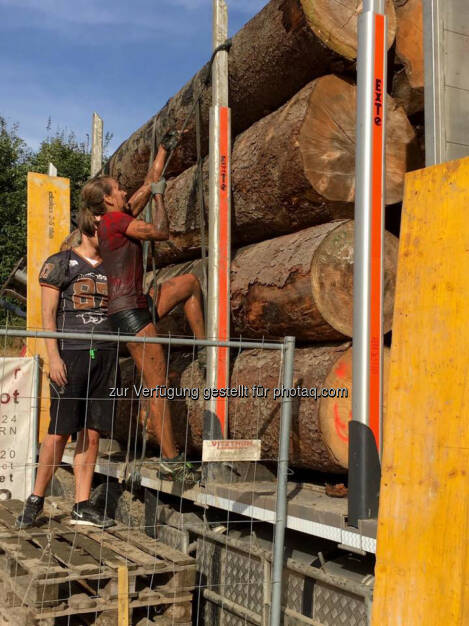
left=180, top=345, right=390, bottom=472
left=144, top=221, right=399, bottom=342
left=107, top=0, right=396, bottom=191
left=392, top=68, right=424, bottom=116
left=395, top=0, right=424, bottom=89
left=153, top=75, right=418, bottom=266
left=232, top=220, right=398, bottom=340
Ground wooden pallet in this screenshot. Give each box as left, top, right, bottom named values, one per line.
left=0, top=498, right=195, bottom=624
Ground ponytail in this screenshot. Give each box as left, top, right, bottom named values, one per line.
left=78, top=207, right=99, bottom=237
left=79, top=176, right=114, bottom=236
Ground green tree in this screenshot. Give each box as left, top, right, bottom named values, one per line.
left=0, top=118, right=113, bottom=326
left=30, top=119, right=113, bottom=220
left=31, top=124, right=85, bottom=220
left=0, top=117, right=31, bottom=325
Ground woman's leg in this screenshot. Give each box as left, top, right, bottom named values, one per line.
left=33, top=433, right=69, bottom=497
left=150, top=274, right=205, bottom=339
left=126, top=322, right=178, bottom=459
left=74, top=428, right=100, bottom=503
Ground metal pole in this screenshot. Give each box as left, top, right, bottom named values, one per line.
left=90, top=113, right=104, bottom=177
left=205, top=0, right=231, bottom=442
left=0, top=328, right=281, bottom=351
left=423, top=0, right=444, bottom=166
left=28, top=355, right=40, bottom=495
left=349, top=0, right=386, bottom=527
left=270, top=336, right=295, bottom=626
left=47, top=163, right=57, bottom=177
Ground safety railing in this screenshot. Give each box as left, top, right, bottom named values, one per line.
left=0, top=326, right=295, bottom=626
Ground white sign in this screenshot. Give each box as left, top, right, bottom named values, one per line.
left=0, top=357, right=39, bottom=500
left=202, top=439, right=261, bottom=463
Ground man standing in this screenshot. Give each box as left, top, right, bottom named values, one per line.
left=17, top=213, right=117, bottom=528
left=80, top=134, right=205, bottom=485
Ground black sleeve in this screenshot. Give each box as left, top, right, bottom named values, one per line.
left=38, top=254, right=67, bottom=290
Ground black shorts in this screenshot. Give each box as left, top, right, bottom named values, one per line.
left=109, top=297, right=159, bottom=337
left=49, top=350, right=120, bottom=435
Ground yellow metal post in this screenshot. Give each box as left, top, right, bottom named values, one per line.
left=117, top=565, right=129, bottom=626
left=372, top=156, right=469, bottom=625
left=27, top=172, right=70, bottom=441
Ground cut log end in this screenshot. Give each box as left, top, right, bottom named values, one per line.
left=319, top=347, right=390, bottom=468
left=310, top=221, right=399, bottom=336
left=299, top=75, right=420, bottom=205
left=300, top=0, right=396, bottom=61
left=392, top=68, right=424, bottom=116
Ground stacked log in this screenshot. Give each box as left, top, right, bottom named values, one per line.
left=114, top=345, right=390, bottom=471
left=100, top=0, right=425, bottom=474
left=175, top=345, right=390, bottom=471
left=392, top=0, right=424, bottom=116
left=153, top=75, right=419, bottom=266
left=395, top=0, right=424, bottom=90
left=107, top=0, right=396, bottom=192
left=144, top=220, right=399, bottom=342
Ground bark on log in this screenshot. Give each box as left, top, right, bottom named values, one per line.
left=233, top=221, right=398, bottom=339
left=392, top=68, right=424, bottom=116
left=144, top=221, right=399, bottom=341
left=153, top=75, right=418, bottom=266
left=180, top=345, right=390, bottom=471
left=395, top=0, right=424, bottom=89
left=107, top=0, right=396, bottom=191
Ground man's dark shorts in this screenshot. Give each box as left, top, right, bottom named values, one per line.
left=49, top=350, right=119, bottom=435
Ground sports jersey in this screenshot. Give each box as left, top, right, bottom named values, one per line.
left=38, top=249, right=113, bottom=350
left=97, top=211, right=147, bottom=315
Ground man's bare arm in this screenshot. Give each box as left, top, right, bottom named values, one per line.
left=127, top=145, right=167, bottom=217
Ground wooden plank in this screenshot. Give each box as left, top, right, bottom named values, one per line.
left=109, top=528, right=194, bottom=566
left=0, top=501, right=28, bottom=527
left=0, top=506, right=16, bottom=530
left=118, top=565, right=129, bottom=626
left=26, top=172, right=70, bottom=441
left=87, top=531, right=155, bottom=568
left=0, top=571, right=59, bottom=608
left=372, top=157, right=469, bottom=625
left=0, top=500, right=99, bottom=572
left=32, top=591, right=193, bottom=619
left=28, top=532, right=99, bottom=572
left=38, top=501, right=129, bottom=568
left=0, top=535, right=53, bottom=564
left=0, top=498, right=60, bottom=528
left=0, top=500, right=120, bottom=573
left=53, top=528, right=125, bottom=570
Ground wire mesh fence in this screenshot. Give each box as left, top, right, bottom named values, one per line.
left=0, top=324, right=296, bottom=626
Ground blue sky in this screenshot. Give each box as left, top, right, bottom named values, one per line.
left=1, top=0, right=265, bottom=153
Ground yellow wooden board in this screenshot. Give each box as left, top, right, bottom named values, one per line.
left=372, top=157, right=469, bottom=625
left=117, top=565, right=129, bottom=626
left=27, top=172, right=70, bottom=440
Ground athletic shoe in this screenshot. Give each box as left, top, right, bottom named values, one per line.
left=156, top=453, right=201, bottom=486
left=70, top=501, right=116, bottom=528
left=16, top=494, right=44, bottom=529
